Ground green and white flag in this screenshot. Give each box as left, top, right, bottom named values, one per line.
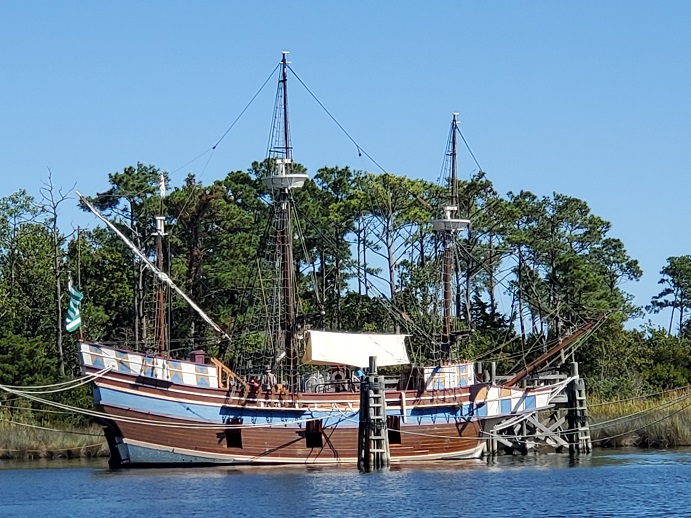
left=65, top=278, right=84, bottom=333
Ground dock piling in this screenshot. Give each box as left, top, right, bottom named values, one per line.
left=357, top=356, right=390, bottom=471
left=567, top=362, right=592, bottom=455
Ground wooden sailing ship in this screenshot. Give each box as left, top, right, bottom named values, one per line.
left=78, top=53, right=570, bottom=468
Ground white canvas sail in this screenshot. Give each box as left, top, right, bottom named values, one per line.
left=302, top=330, right=410, bottom=368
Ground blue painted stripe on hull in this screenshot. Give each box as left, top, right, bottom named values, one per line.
left=96, top=385, right=360, bottom=428
left=95, top=383, right=478, bottom=427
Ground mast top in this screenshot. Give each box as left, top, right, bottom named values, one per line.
left=431, top=113, right=469, bottom=233
left=265, top=51, right=307, bottom=191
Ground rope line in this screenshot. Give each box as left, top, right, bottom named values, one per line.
left=589, top=386, right=691, bottom=408
left=591, top=394, right=691, bottom=444
left=0, top=382, right=330, bottom=431
left=0, top=417, right=104, bottom=437
left=0, top=367, right=112, bottom=392
left=590, top=391, right=691, bottom=429
left=287, top=65, right=387, bottom=174
left=212, top=63, right=280, bottom=150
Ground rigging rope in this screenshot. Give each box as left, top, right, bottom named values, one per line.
left=589, top=385, right=691, bottom=408
left=589, top=391, right=691, bottom=429
left=0, top=367, right=113, bottom=394
left=590, top=392, right=691, bottom=444
left=0, top=417, right=105, bottom=437
left=287, top=65, right=388, bottom=175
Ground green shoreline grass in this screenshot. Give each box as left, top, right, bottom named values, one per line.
left=0, top=420, right=108, bottom=460
left=589, top=390, right=691, bottom=448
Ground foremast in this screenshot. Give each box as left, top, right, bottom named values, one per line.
left=263, top=52, right=308, bottom=392
left=431, top=113, right=470, bottom=361
left=155, top=176, right=167, bottom=356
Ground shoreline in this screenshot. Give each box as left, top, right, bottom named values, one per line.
left=0, top=421, right=108, bottom=461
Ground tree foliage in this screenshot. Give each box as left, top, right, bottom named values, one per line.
left=0, top=160, right=686, bottom=402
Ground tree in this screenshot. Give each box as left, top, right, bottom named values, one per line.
left=0, top=332, right=57, bottom=388
left=648, top=256, right=691, bottom=334
left=357, top=172, right=435, bottom=302
left=167, top=171, right=265, bottom=351
left=37, top=171, right=74, bottom=375
left=505, top=191, right=616, bottom=340
left=293, top=166, right=359, bottom=329
left=453, top=172, right=505, bottom=332
left=83, top=163, right=164, bottom=347
left=0, top=190, right=40, bottom=332
left=66, top=227, right=134, bottom=345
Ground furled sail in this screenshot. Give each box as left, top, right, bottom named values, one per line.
left=302, top=330, right=410, bottom=367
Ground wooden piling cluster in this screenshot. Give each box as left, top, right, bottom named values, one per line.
left=486, top=361, right=591, bottom=457
left=566, top=362, right=592, bottom=455
left=357, top=356, right=390, bottom=471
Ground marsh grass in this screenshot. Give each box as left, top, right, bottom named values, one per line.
left=589, top=390, right=691, bottom=448
left=0, top=416, right=108, bottom=460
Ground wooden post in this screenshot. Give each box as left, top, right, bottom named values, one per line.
left=567, top=362, right=592, bottom=456
left=518, top=379, right=529, bottom=454
left=357, top=356, right=390, bottom=471
left=486, top=361, right=498, bottom=457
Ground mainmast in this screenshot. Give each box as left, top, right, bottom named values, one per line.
left=264, top=52, right=308, bottom=392
left=432, top=113, right=470, bottom=361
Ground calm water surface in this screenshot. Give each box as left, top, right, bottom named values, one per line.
left=0, top=449, right=689, bottom=517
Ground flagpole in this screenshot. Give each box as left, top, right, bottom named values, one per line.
left=77, top=227, right=84, bottom=342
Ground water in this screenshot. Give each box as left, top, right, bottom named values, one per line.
left=0, top=450, right=689, bottom=517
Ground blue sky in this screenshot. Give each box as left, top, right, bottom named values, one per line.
left=1, top=2, right=690, bottom=329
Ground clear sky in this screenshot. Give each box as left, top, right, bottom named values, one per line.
left=2, top=1, right=690, bottom=330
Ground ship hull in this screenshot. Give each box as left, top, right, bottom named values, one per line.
left=98, top=407, right=486, bottom=467
left=90, top=375, right=486, bottom=468
left=80, top=342, right=554, bottom=468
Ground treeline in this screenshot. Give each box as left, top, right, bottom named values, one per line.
left=1, top=162, right=691, bottom=401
